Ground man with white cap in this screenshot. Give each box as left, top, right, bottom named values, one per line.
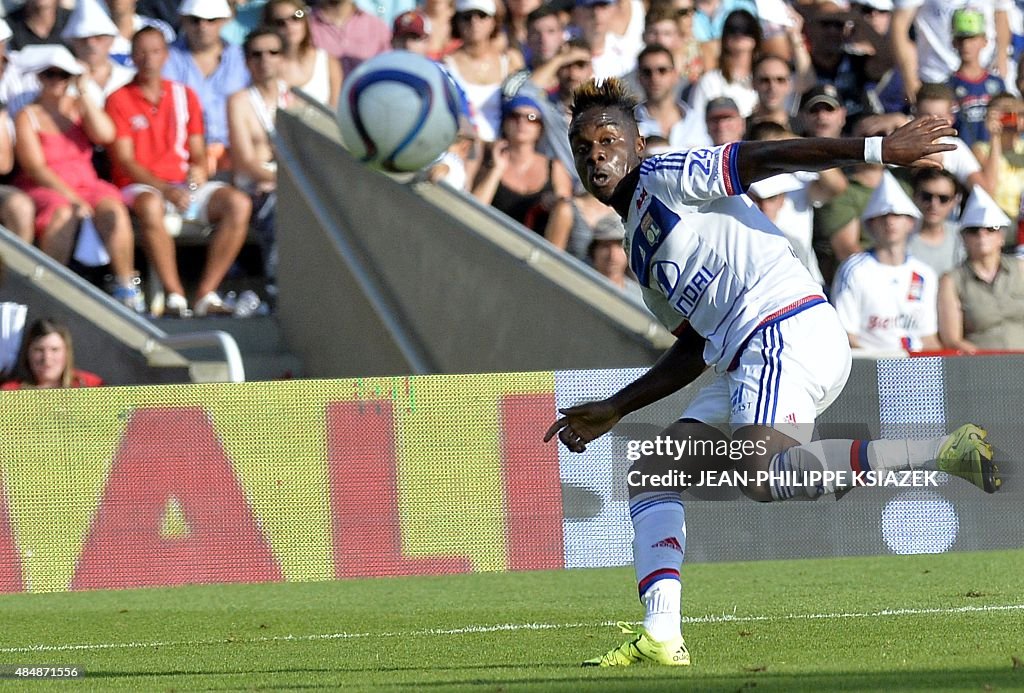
left=938, top=185, right=1024, bottom=352
left=832, top=169, right=940, bottom=352
left=0, top=18, right=37, bottom=244
left=106, top=26, right=252, bottom=317
left=163, top=0, right=250, bottom=175
left=308, top=0, right=391, bottom=75
left=61, top=0, right=135, bottom=105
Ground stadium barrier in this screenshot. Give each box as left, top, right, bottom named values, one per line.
left=0, top=357, right=1019, bottom=593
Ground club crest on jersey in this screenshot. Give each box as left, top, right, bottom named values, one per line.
left=907, top=272, right=924, bottom=301
left=640, top=212, right=661, bottom=244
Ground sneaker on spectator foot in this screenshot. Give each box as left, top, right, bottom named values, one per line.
left=165, top=292, right=192, bottom=318
left=193, top=292, right=233, bottom=317
left=110, top=281, right=146, bottom=314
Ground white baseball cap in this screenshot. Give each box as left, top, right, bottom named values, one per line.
left=179, top=0, right=233, bottom=20
left=20, top=45, right=85, bottom=76
left=455, top=0, right=497, bottom=15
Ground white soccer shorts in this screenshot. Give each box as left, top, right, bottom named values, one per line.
left=682, top=301, right=852, bottom=444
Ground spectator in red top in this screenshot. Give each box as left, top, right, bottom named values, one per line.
left=105, top=26, right=252, bottom=318
left=1, top=318, right=103, bottom=389
left=307, top=0, right=391, bottom=76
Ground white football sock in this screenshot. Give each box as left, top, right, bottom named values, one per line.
left=769, top=436, right=948, bottom=500
left=630, top=492, right=685, bottom=641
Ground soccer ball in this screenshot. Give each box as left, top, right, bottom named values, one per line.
left=337, top=51, right=461, bottom=173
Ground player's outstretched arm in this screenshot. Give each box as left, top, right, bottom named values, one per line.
left=544, top=324, right=707, bottom=453
left=734, top=116, right=957, bottom=189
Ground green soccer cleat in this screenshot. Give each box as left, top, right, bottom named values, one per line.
left=582, top=622, right=690, bottom=667
left=937, top=424, right=1000, bottom=493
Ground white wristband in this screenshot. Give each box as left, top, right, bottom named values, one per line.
left=864, top=136, right=884, bottom=165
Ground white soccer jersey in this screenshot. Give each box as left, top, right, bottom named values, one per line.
left=831, top=251, right=939, bottom=352
left=625, top=145, right=826, bottom=372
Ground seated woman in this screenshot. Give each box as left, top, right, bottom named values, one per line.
left=471, top=93, right=573, bottom=248
left=938, top=187, right=1024, bottom=354
left=262, top=0, right=343, bottom=108
left=1, top=317, right=103, bottom=389
left=13, top=46, right=143, bottom=312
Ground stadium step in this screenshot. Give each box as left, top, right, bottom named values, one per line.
left=153, top=314, right=303, bottom=382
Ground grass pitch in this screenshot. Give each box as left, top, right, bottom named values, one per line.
left=0, top=549, right=1021, bottom=692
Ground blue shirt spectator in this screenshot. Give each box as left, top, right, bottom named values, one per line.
left=692, top=0, right=757, bottom=42
left=950, top=72, right=1004, bottom=147
left=163, top=36, right=249, bottom=147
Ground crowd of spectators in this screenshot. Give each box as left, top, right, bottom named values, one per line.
left=0, top=0, right=1020, bottom=359
left=416, top=0, right=1024, bottom=355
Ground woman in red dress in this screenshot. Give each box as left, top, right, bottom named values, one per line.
left=14, top=45, right=143, bottom=312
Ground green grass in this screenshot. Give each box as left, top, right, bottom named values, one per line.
left=0, top=550, right=1022, bottom=691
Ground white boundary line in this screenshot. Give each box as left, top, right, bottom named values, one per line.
left=0, top=603, right=1020, bottom=654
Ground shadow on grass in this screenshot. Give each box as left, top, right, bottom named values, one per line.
left=79, top=664, right=1023, bottom=691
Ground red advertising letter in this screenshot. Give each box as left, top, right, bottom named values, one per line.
left=328, top=401, right=471, bottom=578
left=0, top=479, right=23, bottom=592
left=500, top=393, right=564, bottom=570
left=72, top=407, right=282, bottom=589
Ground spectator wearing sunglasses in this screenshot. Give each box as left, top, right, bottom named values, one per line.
left=635, top=44, right=708, bottom=149
left=444, top=0, right=523, bottom=143
left=264, top=0, right=343, bottom=107
left=938, top=186, right=1024, bottom=353
left=907, top=168, right=964, bottom=278
left=669, top=0, right=703, bottom=84
left=164, top=0, right=250, bottom=176
left=14, top=45, right=145, bottom=311
left=471, top=92, right=574, bottom=249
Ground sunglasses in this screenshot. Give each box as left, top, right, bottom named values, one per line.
left=819, top=19, right=851, bottom=30
left=962, top=227, right=1002, bottom=236
left=639, top=66, right=672, bottom=77
left=506, top=110, right=540, bottom=123
left=247, top=48, right=282, bottom=58
left=270, top=9, right=305, bottom=25
left=185, top=15, right=221, bottom=24
left=456, top=10, right=490, bottom=21
left=39, top=68, right=72, bottom=80
left=915, top=191, right=953, bottom=205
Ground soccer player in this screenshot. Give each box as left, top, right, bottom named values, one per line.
left=544, top=78, right=1001, bottom=668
